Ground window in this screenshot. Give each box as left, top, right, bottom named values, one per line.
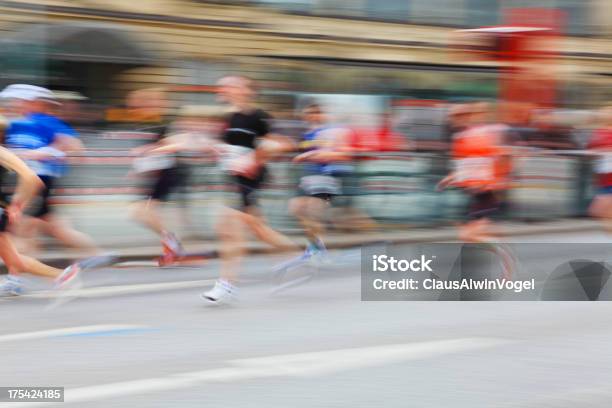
left=364, top=0, right=411, bottom=22
left=465, top=0, right=500, bottom=26
left=501, top=0, right=592, bottom=35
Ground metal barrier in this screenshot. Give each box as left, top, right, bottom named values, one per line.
left=49, top=150, right=594, bottom=223
left=1, top=148, right=597, bottom=232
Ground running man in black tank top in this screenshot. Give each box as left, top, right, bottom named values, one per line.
left=200, top=76, right=301, bottom=304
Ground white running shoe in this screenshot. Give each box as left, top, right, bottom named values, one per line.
left=0, top=275, right=24, bottom=296
left=201, top=279, right=238, bottom=305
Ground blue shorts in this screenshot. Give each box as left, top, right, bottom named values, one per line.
left=600, top=186, right=612, bottom=195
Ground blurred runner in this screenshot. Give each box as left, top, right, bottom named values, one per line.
left=200, top=75, right=299, bottom=304
left=437, top=103, right=516, bottom=279
left=588, top=106, right=612, bottom=232
left=0, top=84, right=98, bottom=254
left=285, top=103, right=352, bottom=265
left=128, top=89, right=188, bottom=264
left=147, top=105, right=227, bottom=265
left=0, top=116, right=101, bottom=296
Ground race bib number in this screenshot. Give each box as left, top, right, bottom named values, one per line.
left=454, top=157, right=495, bottom=183
left=219, top=145, right=256, bottom=174
left=595, top=154, right=612, bottom=174
left=132, top=155, right=176, bottom=173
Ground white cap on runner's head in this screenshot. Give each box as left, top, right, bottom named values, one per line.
left=0, top=84, right=59, bottom=103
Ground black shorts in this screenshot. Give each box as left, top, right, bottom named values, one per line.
left=226, top=167, right=267, bottom=211
left=149, top=167, right=187, bottom=201
left=234, top=174, right=264, bottom=210
left=0, top=206, right=8, bottom=232
left=29, top=175, right=54, bottom=218
left=467, top=190, right=501, bottom=220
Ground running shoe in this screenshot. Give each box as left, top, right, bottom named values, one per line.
left=162, top=231, right=183, bottom=254
left=0, top=275, right=23, bottom=296
left=77, top=253, right=119, bottom=270
left=272, top=239, right=327, bottom=275
left=54, top=253, right=119, bottom=290
left=54, top=263, right=81, bottom=289
left=200, top=279, right=238, bottom=304
left=160, top=232, right=184, bottom=266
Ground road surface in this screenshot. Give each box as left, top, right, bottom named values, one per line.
left=1, top=231, right=612, bottom=407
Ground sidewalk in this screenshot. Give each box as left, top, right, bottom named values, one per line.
left=21, top=218, right=602, bottom=268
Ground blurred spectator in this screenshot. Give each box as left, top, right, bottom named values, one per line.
left=349, top=110, right=409, bottom=152
left=527, top=109, right=577, bottom=150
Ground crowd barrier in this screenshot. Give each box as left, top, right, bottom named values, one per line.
left=26, top=147, right=593, bottom=231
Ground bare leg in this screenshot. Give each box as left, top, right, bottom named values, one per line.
left=20, top=255, right=62, bottom=279
left=329, top=206, right=378, bottom=232
left=39, top=215, right=99, bottom=255
left=589, top=195, right=612, bottom=233
left=12, top=215, right=42, bottom=254
left=459, top=218, right=514, bottom=280
left=0, top=233, right=61, bottom=279
left=0, top=233, right=26, bottom=274
left=459, top=218, right=496, bottom=243
left=217, top=208, right=247, bottom=283
left=243, top=207, right=299, bottom=250
left=290, top=196, right=328, bottom=244
left=131, top=199, right=166, bottom=236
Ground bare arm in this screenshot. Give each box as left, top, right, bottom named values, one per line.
left=147, top=134, right=185, bottom=155
left=52, top=134, right=84, bottom=153
left=0, top=146, right=43, bottom=210
left=255, top=133, right=296, bottom=163
left=436, top=172, right=457, bottom=191
left=294, top=128, right=352, bottom=163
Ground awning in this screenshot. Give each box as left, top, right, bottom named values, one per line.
left=0, top=22, right=155, bottom=65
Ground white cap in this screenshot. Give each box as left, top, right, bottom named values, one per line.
left=0, top=84, right=59, bottom=103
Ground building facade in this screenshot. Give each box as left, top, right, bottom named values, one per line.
left=0, top=0, right=611, bottom=109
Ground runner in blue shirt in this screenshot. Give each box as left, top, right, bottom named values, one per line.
left=0, top=84, right=97, bottom=253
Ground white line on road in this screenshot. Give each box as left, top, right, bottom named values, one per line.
left=0, top=325, right=149, bottom=344
left=22, top=279, right=216, bottom=299
left=0, top=337, right=509, bottom=406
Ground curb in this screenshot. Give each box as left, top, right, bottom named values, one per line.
left=1, top=220, right=602, bottom=272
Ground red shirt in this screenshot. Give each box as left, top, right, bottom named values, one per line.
left=349, top=126, right=406, bottom=152
left=451, top=124, right=510, bottom=191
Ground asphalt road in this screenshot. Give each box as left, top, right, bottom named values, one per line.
left=1, top=232, right=612, bottom=407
